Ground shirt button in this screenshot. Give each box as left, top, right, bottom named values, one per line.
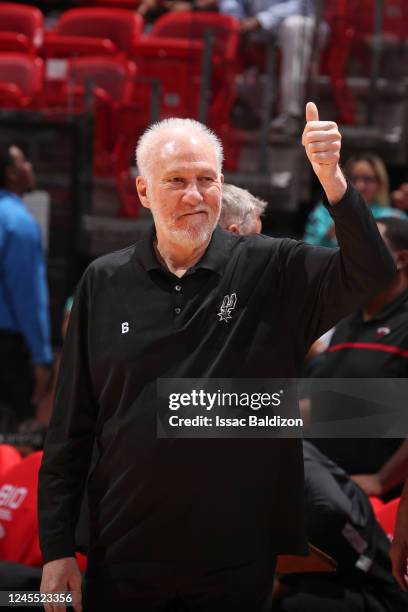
left=175, top=307, right=181, bottom=315
left=174, top=285, right=182, bottom=292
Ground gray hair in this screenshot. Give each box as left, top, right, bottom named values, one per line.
left=220, top=183, right=267, bottom=231
left=135, top=118, right=224, bottom=183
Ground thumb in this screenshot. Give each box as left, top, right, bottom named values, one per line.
left=306, top=101, right=319, bottom=123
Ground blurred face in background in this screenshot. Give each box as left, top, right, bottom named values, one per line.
left=8, top=146, right=35, bottom=194
left=349, top=160, right=381, bottom=204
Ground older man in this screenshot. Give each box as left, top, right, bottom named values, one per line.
left=220, top=183, right=267, bottom=234
left=39, top=103, right=395, bottom=612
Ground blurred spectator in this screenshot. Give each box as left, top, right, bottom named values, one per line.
left=304, top=153, right=406, bottom=247
left=0, top=443, right=87, bottom=571
left=305, top=217, right=408, bottom=501
left=0, top=146, right=53, bottom=431
left=138, top=0, right=217, bottom=24
left=220, top=183, right=267, bottom=234
left=392, top=182, right=408, bottom=213
left=220, top=0, right=319, bottom=133
left=273, top=442, right=408, bottom=611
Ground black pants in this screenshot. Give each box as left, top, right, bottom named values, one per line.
left=0, top=330, right=34, bottom=430
left=83, top=559, right=275, bottom=611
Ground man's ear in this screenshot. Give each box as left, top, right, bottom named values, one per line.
left=395, top=249, right=408, bottom=271
left=227, top=223, right=241, bottom=235
left=136, top=176, right=150, bottom=209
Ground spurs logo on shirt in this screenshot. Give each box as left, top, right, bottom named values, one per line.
left=218, top=293, right=237, bottom=322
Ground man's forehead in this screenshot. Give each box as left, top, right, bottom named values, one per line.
left=156, top=131, right=216, bottom=163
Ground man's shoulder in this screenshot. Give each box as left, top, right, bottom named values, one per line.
left=87, top=243, right=138, bottom=276
left=227, top=233, right=313, bottom=274
left=234, top=232, right=294, bottom=252
left=0, top=193, right=38, bottom=234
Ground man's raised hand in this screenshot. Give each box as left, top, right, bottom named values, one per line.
left=302, top=102, right=347, bottom=203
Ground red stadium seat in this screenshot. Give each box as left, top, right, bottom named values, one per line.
left=0, top=445, right=21, bottom=480
left=0, top=53, right=43, bottom=109
left=85, top=0, right=141, bottom=7
left=150, top=13, right=240, bottom=130
left=41, top=33, right=117, bottom=61
left=320, top=1, right=358, bottom=124
left=67, top=55, right=136, bottom=107
left=51, top=8, right=143, bottom=55
left=116, top=169, right=143, bottom=218
left=44, top=56, right=137, bottom=176
left=128, top=37, right=203, bottom=121
left=0, top=3, right=43, bottom=54
left=150, top=12, right=240, bottom=62
left=376, top=497, right=400, bottom=540
left=0, top=451, right=87, bottom=570
left=354, top=0, right=408, bottom=41
left=321, top=0, right=408, bottom=124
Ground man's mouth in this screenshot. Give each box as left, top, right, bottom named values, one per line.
left=179, top=210, right=207, bottom=218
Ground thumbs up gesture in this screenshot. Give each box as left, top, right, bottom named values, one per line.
left=302, top=102, right=347, bottom=203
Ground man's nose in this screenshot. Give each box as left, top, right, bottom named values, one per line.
left=183, top=181, right=203, bottom=205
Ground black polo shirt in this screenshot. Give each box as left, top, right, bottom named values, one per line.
left=309, top=289, right=408, bottom=476
left=38, top=183, right=396, bottom=573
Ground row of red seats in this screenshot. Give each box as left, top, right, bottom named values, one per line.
left=0, top=445, right=401, bottom=569
left=0, top=4, right=142, bottom=56
left=0, top=6, right=241, bottom=215
left=0, top=4, right=239, bottom=66
left=2, top=2, right=408, bottom=128
left=0, top=5, right=240, bottom=137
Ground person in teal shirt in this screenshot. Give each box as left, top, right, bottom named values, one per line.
left=304, top=153, right=406, bottom=247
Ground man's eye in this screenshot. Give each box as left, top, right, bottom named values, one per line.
left=171, top=177, right=184, bottom=183
left=200, top=177, right=214, bottom=182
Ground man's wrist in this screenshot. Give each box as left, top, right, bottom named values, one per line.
left=320, top=166, right=347, bottom=205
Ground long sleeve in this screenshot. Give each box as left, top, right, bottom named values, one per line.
left=255, top=0, right=305, bottom=32
left=219, top=0, right=245, bottom=20
left=38, top=269, right=99, bottom=563
left=283, top=182, right=396, bottom=358
left=1, top=220, right=52, bottom=364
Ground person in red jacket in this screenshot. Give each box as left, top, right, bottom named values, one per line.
left=0, top=451, right=43, bottom=566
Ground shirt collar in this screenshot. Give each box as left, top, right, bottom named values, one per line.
left=356, top=287, right=408, bottom=324
left=137, top=225, right=235, bottom=277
